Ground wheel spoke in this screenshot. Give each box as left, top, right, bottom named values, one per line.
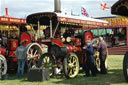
left=73, top=59, right=76, bottom=64
left=27, top=54, right=32, bottom=60
left=69, top=69, right=73, bottom=76
left=68, top=58, right=71, bottom=63
left=30, top=49, right=33, bottom=55
left=43, top=56, right=50, bottom=63
left=71, top=56, right=74, bottom=62
left=34, top=50, right=37, bottom=57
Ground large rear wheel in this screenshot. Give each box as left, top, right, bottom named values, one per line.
left=123, top=51, right=128, bottom=81
left=63, top=53, right=79, bottom=79
left=25, top=43, right=43, bottom=69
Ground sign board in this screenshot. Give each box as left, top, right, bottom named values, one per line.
left=0, top=16, right=26, bottom=24
left=58, top=17, right=108, bottom=27
left=101, top=17, right=128, bottom=26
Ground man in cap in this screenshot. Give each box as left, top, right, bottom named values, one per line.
left=83, top=40, right=96, bottom=77
left=16, top=41, right=26, bottom=77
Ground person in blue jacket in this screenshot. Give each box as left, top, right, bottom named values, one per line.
left=16, top=41, right=26, bottom=77
left=83, top=40, right=96, bottom=77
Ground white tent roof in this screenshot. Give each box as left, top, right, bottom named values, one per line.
left=57, top=13, right=108, bottom=24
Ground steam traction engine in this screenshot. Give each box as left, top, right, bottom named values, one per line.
left=25, top=12, right=108, bottom=79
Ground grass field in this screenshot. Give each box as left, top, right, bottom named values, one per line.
left=0, top=55, right=127, bottom=85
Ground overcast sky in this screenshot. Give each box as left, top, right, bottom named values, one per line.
left=0, top=0, right=118, bottom=18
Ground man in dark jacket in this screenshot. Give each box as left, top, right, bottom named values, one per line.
left=97, top=37, right=107, bottom=74
left=83, top=40, right=96, bottom=77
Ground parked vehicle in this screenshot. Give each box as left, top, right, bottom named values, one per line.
left=25, top=12, right=108, bottom=79
left=0, top=15, right=27, bottom=76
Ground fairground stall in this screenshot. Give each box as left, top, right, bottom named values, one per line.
left=26, top=12, right=108, bottom=79
left=96, top=16, right=128, bottom=55
left=111, top=0, right=128, bottom=81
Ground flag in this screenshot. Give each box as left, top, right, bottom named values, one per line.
left=81, top=7, right=89, bottom=17
left=100, top=3, right=110, bottom=11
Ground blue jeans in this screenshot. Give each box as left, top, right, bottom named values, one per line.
left=17, top=59, right=25, bottom=77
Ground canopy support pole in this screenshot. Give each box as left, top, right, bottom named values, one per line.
left=50, top=20, right=53, bottom=38
left=53, top=22, right=59, bottom=38
left=38, top=20, right=40, bottom=39
left=97, top=26, right=99, bottom=36
left=126, top=27, right=128, bottom=47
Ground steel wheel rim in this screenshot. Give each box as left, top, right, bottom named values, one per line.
left=42, top=54, right=55, bottom=76
left=96, top=58, right=100, bottom=71
left=127, top=59, right=128, bottom=76
left=26, top=43, right=43, bottom=68
left=0, top=55, right=7, bottom=75
left=67, top=55, right=79, bottom=78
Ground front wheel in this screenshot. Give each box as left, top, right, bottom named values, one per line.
left=37, top=53, right=56, bottom=76
left=123, top=51, right=128, bottom=81
left=63, top=53, right=79, bottom=79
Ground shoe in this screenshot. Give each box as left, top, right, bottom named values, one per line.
left=100, top=71, right=107, bottom=74
left=83, top=75, right=90, bottom=77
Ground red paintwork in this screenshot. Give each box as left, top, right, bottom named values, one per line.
left=65, top=44, right=73, bottom=53
left=13, top=58, right=18, bottom=62
left=20, top=32, right=31, bottom=47
left=84, top=31, right=93, bottom=43
left=5, top=8, right=8, bottom=16
left=0, top=48, right=6, bottom=56
left=8, top=51, right=17, bottom=62
left=9, top=51, right=15, bottom=57
left=72, top=36, right=76, bottom=42
left=8, top=39, right=18, bottom=51
left=76, top=39, right=81, bottom=46
left=52, top=40, right=64, bottom=47
left=65, top=44, right=82, bottom=53
left=75, top=46, right=81, bottom=51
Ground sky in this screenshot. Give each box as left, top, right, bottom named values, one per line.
left=0, top=0, right=118, bottom=18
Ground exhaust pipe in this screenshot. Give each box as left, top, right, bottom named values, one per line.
left=54, top=0, right=61, bottom=13
left=5, top=8, right=8, bottom=16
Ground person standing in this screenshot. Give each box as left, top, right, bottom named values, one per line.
left=83, top=40, right=96, bottom=77
left=97, top=37, right=107, bottom=74
left=16, top=41, right=26, bottom=77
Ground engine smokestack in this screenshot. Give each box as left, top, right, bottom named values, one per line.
left=54, top=0, right=61, bottom=13
left=5, top=8, right=8, bottom=16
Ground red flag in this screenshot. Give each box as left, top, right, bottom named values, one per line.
left=100, top=3, right=109, bottom=11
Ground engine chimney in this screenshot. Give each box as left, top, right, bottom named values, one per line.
left=54, top=0, right=61, bottom=13
left=5, top=8, right=8, bottom=16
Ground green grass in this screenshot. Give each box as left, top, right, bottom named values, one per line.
left=0, top=55, right=127, bottom=85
